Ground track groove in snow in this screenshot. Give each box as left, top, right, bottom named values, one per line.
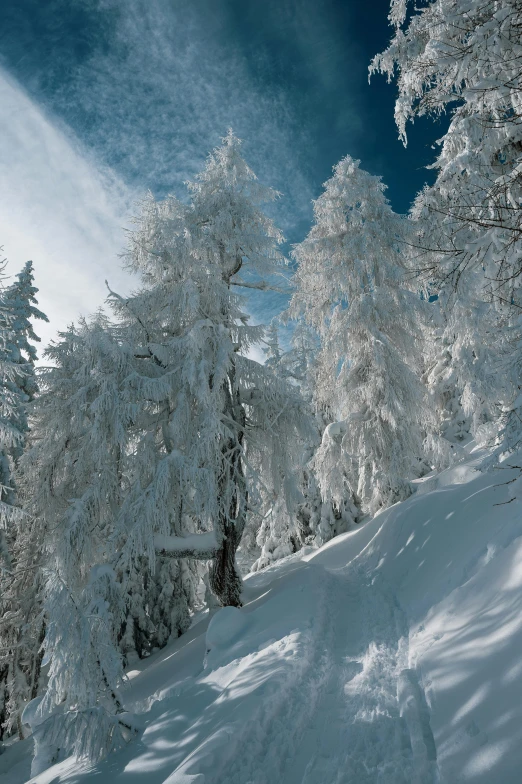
left=20, top=560, right=441, bottom=784
left=198, top=564, right=440, bottom=784
left=279, top=567, right=439, bottom=784
left=124, top=562, right=440, bottom=784
left=209, top=567, right=336, bottom=784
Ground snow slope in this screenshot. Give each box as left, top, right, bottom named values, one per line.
left=4, top=446, right=522, bottom=783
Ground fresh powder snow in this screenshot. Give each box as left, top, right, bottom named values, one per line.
left=2, top=442, right=522, bottom=783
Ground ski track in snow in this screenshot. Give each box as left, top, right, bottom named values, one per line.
left=17, top=559, right=442, bottom=784
left=198, top=564, right=439, bottom=784
left=283, top=567, right=439, bottom=784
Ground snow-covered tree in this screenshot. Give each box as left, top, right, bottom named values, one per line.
left=29, top=132, right=310, bottom=767
left=371, top=0, right=522, bottom=292
left=3, top=261, right=48, bottom=404
left=486, top=311, right=522, bottom=456
left=254, top=315, right=361, bottom=566
left=0, top=259, right=47, bottom=741
left=263, top=320, right=283, bottom=369
left=421, top=300, right=470, bottom=446
left=291, top=156, right=434, bottom=513
left=111, top=131, right=307, bottom=607
left=19, top=318, right=134, bottom=767
left=371, top=0, right=522, bottom=440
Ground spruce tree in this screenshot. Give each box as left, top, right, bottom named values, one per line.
left=0, top=259, right=47, bottom=742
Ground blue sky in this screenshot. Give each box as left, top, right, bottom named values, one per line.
left=0, top=0, right=445, bottom=350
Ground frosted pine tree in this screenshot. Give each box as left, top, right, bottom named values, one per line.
left=240, top=319, right=285, bottom=568
left=248, top=321, right=320, bottom=567
left=288, top=321, right=360, bottom=543
left=29, top=132, right=309, bottom=769
left=0, top=259, right=48, bottom=741
left=3, top=261, right=48, bottom=406
left=291, top=156, right=434, bottom=514
left=19, top=318, right=136, bottom=771
left=263, top=320, right=283, bottom=369
left=252, top=317, right=357, bottom=567
left=421, top=301, right=470, bottom=446
left=0, top=294, right=27, bottom=742
left=111, top=133, right=307, bottom=609
left=371, top=0, right=522, bottom=442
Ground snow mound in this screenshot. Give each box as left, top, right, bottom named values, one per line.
left=204, top=606, right=250, bottom=669
left=20, top=698, right=44, bottom=732
left=412, top=461, right=479, bottom=496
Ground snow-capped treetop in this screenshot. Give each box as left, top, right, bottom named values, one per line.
left=292, top=155, right=409, bottom=322
left=291, top=155, right=422, bottom=381
left=3, top=260, right=48, bottom=367
left=187, top=130, right=284, bottom=284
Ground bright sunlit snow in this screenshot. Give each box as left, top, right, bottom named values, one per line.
left=2, top=444, right=521, bottom=783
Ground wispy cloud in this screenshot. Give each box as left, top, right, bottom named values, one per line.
left=51, top=0, right=315, bottom=236
left=0, top=68, right=135, bottom=352
left=0, top=0, right=373, bottom=349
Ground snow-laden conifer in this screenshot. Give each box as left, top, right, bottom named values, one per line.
left=20, top=318, right=134, bottom=769
left=421, top=302, right=470, bottom=446
left=111, top=131, right=308, bottom=607
left=263, top=320, right=283, bottom=369
left=291, top=156, right=434, bottom=513
left=371, top=0, right=522, bottom=442
left=251, top=318, right=358, bottom=568
left=28, top=132, right=310, bottom=767
left=0, top=259, right=47, bottom=741
left=3, top=261, right=47, bottom=404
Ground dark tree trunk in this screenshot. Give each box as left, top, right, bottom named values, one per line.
left=209, top=361, right=247, bottom=607
left=209, top=525, right=243, bottom=607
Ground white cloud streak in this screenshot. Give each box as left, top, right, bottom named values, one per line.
left=0, top=68, right=135, bottom=354
left=0, top=0, right=360, bottom=354
left=0, top=65, right=283, bottom=361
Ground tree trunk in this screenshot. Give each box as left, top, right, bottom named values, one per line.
left=30, top=621, right=46, bottom=700
left=209, top=363, right=247, bottom=607
left=209, top=525, right=243, bottom=607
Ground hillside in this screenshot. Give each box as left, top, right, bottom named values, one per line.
left=3, top=443, right=522, bottom=783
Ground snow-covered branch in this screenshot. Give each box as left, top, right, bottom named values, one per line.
left=154, top=532, right=219, bottom=560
